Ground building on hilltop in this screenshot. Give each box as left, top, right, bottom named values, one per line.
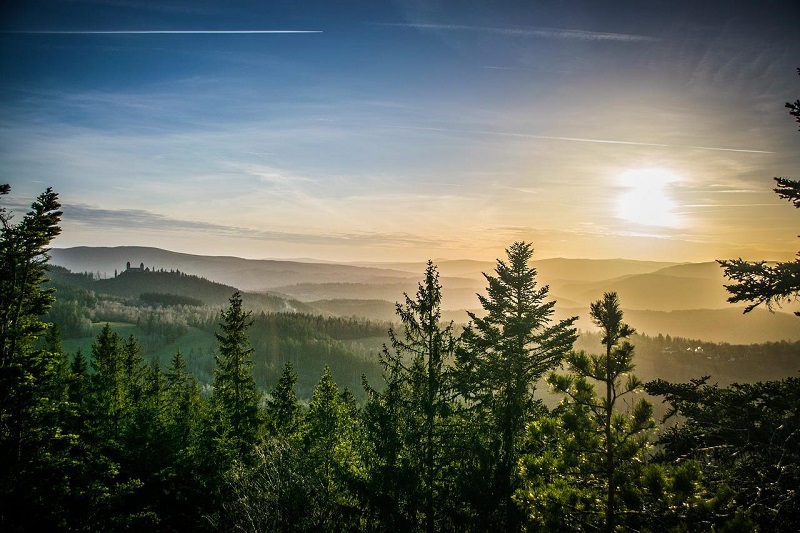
left=125, top=261, right=149, bottom=273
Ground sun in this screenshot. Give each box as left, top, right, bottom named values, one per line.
left=616, top=168, right=681, bottom=228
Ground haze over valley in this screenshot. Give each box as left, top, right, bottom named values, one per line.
left=51, top=245, right=799, bottom=344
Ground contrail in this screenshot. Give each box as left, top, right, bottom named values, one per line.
left=392, top=126, right=773, bottom=154
left=375, top=23, right=657, bottom=42
left=3, top=30, right=322, bottom=34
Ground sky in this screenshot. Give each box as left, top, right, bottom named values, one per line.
left=1, top=0, right=798, bottom=263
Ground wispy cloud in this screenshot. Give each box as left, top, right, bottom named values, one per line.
left=389, top=125, right=774, bottom=154
left=61, top=203, right=450, bottom=248
left=376, top=23, right=657, bottom=42
left=3, top=30, right=322, bottom=34
left=225, top=163, right=315, bottom=187
left=57, top=0, right=220, bottom=16
left=681, top=203, right=780, bottom=208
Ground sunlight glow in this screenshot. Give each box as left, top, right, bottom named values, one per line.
left=616, top=168, right=681, bottom=227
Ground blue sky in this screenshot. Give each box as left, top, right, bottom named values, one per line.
left=1, top=0, right=798, bottom=262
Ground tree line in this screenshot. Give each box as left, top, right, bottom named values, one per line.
left=1, top=182, right=798, bottom=531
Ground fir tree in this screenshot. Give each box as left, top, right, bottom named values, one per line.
left=456, top=242, right=577, bottom=530
left=373, top=261, right=459, bottom=532
left=0, top=185, right=64, bottom=527
left=211, top=291, right=261, bottom=462
left=266, top=361, right=302, bottom=438
left=718, top=69, right=800, bottom=315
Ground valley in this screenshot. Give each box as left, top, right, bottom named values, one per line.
left=48, top=246, right=800, bottom=402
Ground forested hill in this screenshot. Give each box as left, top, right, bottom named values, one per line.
left=47, top=264, right=310, bottom=312
left=50, top=245, right=416, bottom=290
left=43, top=264, right=390, bottom=396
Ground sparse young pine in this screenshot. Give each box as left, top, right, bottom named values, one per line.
left=533, top=292, right=654, bottom=532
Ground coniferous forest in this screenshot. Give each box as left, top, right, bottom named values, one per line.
left=1, top=177, right=799, bottom=532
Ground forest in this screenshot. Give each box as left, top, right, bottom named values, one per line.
left=1, top=176, right=799, bottom=532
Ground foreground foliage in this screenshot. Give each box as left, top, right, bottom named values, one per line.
left=646, top=376, right=800, bottom=531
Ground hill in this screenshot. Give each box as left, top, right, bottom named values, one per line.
left=560, top=306, right=799, bottom=344
left=549, top=272, right=732, bottom=311
left=45, top=264, right=391, bottom=398
left=51, top=246, right=416, bottom=291
left=50, top=246, right=799, bottom=344
left=534, top=258, right=680, bottom=282
left=274, top=280, right=486, bottom=310
left=47, top=264, right=310, bottom=312
left=350, top=258, right=678, bottom=282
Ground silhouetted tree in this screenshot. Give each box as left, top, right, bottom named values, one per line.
left=719, top=69, right=800, bottom=315
left=266, top=362, right=302, bottom=438
left=456, top=242, right=577, bottom=530
left=365, top=261, right=460, bottom=532
left=0, top=185, right=66, bottom=528
left=646, top=375, right=800, bottom=530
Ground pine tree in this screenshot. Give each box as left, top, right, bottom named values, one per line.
left=363, top=360, right=413, bottom=531
left=160, top=350, right=205, bottom=530
left=373, top=261, right=459, bottom=532
left=84, top=324, right=152, bottom=528
left=456, top=241, right=577, bottom=529
left=266, top=361, right=302, bottom=438
left=164, top=350, right=201, bottom=449
left=89, top=324, right=128, bottom=445
left=645, top=376, right=800, bottom=530
left=718, top=69, right=800, bottom=315
left=0, top=184, right=64, bottom=528
left=541, top=292, right=655, bottom=531
left=211, top=291, right=261, bottom=462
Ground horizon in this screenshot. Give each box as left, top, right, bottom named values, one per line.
left=2, top=1, right=799, bottom=264
left=51, top=242, right=703, bottom=266
left=51, top=242, right=695, bottom=266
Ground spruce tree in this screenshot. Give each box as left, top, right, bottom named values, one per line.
left=211, top=291, right=261, bottom=462
left=89, top=324, right=128, bottom=445
left=0, top=185, right=70, bottom=528
left=304, top=367, right=359, bottom=528
left=718, top=69, right=800, bottom=315
left=266, top=361, right=302, bottom=438
left=374, top=261, right=459, bottom=532
left=161, top=350, right=205, bottom=530
left=456, top=241, right=577, bottom=529
left=0, top=186, right=63, bottom=495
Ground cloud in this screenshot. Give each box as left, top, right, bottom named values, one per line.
left=376, top=23, right=658, bottom=42
left=227, top=163, right=315, bottom=188
left=387, top=125, right=774, bottom=154
left=56, top=0, right=220, bottom=15
left=4, top=30, right=322, bottom=34
left=61, top=203, right=450, bottom=248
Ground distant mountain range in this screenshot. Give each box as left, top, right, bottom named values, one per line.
left=51, top=246, right=799, bottom=344
left=50, top=246, right=414, bottom=290
left=47, top=263, right=311, bottom=313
